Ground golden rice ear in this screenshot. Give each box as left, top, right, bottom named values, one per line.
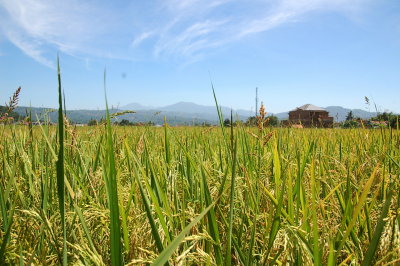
left=0, top=87, right=21, bottom=123
left=258, top=102, right=266, bottom=119
left=7, top=86, right=21, bottom=110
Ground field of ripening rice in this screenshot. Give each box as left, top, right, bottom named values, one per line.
left=0, top=119, right=399, bottom=265
left=0, top=67, right=399, bottom=265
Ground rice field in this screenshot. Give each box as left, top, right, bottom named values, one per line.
left=1, top=118, right=399, bottom=265
left=1, top=67, right=400, bottom=265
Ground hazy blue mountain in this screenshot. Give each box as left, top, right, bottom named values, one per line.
left=122, top=101, right=253, bottom=117
left=325, top=106, right=377, bottom=121
left=121, top=101, right=254, bottom=122
left=13, top=102, right=254, bottom=125
left=13, top=106, right=217, bottom=125
left=160, top=102, right=217, bottom=114
left=12, top=103, right=380, bottom=125
left=274, top=112, right=289, bottom=120
left=121, top=103, right=153, bottom=110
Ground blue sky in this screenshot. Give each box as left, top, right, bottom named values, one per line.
left=0, top=0, right=399, bottom=113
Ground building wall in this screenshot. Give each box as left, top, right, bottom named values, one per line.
left=288, top=110, right=333, bottom=128
left=289, top=110, right=330, bottom=120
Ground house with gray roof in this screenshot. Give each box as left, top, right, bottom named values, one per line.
left=288, top=104, right=333, bottom=127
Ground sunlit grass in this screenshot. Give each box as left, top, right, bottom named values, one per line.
left=0, top=121, right=399, bottom=264
left=0, top=63, right=399, bottom=265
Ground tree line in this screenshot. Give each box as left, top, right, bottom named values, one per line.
left=342, top=111, right=400, bottom=128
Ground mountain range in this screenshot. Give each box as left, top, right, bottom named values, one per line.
left=10, top=102, right=379, bottom=125
left=121, top=101, right=254, bottom=119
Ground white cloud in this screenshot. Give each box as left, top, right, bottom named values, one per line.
left=163, top=0, right=233, bottom=12
left=131, top=31, right=155, bottom=47
left=7, top=31, right=54, bottom=68
left=0, top=0, right=372, bottom=67
left=154, top=19, right=230, bottom=57
left=0, top=0, right=121, bottom=64
left=147, top=0, right=372, bottom=60
left=237, top=11, right=296, bottom=37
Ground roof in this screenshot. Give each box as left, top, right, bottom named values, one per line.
left=291, top=104, right=326, bottom=112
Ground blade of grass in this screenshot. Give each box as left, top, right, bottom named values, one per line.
left=136, top=168, right=166, bottom=254
left=225, top=137, right=237, bottom=266
left=263, top=166, right=286, bottom=264
left=336, top=165, right=379, bottom=262
left=124, top=141, right=169, bottom=261
left=151, top=200, right=218, bottom=266
left=0, top=218, right=13, bottom=265
left=361, top=188, right=393, bottom=266
left=310, top=159, right=321, bottom=266
left=245, top=212, right=257, bottom=266
left=201, top=166, right=222, bottom=265
left=56, top=56, right=67, bottom=266
left=103, top=69, right=123, bottom=265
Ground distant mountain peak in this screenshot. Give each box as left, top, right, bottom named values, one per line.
left=121, top=102, right=153, bottom=110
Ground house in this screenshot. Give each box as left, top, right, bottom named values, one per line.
left=287, top=104, right=333, bottom=128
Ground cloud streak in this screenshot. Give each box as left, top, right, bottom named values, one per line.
left=0, top=0, right=371, bottom=67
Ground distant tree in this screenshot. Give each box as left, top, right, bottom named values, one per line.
left=346, top=111, right=354, bottom=121
left=370, top=112, right=400, bottom=128
left=245, top=115, right=278, bottom=127
left=245, top=116, right=257, bottom=126
left=118, top=119, right=131, bottom=126
left=267, top=115, right=279, bottom=127
left=342, top=120, right=359, bottom=128
left=232, top=120, right=243, bottom=127
left=391, top=116, right=400, bottom=128
left=87, top=119, right=97, bottom=126
left=224, top=118, right=231, bottom=127
left=373, top=112, right=392, bottom=121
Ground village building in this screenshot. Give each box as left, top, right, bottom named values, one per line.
left=286, top=104, right=334, bottom=128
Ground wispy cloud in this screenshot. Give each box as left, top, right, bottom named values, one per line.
left=154, top=19, right=230, bottom=57
left=0, top=0, right=372, bottom=67
left=7, top=31, right=54, bottom=68
left=0, top=0, right=124, bottom=64
left=147, top=0, right=372, bottom=61
left=131, top=31, right=155, bottom=47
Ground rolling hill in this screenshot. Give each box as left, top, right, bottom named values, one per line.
left=9, top=102, right=380, bottom=125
